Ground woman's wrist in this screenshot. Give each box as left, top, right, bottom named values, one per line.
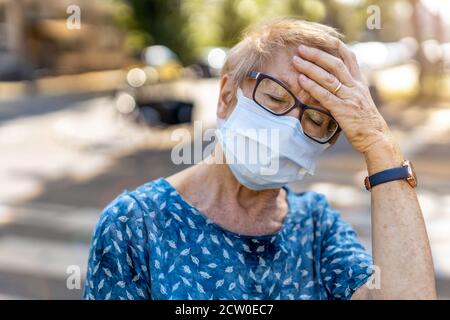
left=363, top=135, right=404, bottom=175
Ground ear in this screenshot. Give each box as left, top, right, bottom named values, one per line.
left=217, top=74, right=236, bottom=119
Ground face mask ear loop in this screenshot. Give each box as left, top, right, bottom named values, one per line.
left=216, top=117, right=226, bottom=129
left=236, top=87, right=244, bottom=99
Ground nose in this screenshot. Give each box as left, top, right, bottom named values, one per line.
left=285, top=106, right=301, bottom=119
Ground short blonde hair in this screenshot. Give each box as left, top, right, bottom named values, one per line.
left=221, top=18, right=342, bottom=93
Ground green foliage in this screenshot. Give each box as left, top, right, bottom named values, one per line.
left=116, top=0, right=400, bottom=65
left=117, top=0, right=194, bottom=63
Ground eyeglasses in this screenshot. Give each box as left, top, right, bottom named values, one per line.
left=248, top=71, right=340, bottom=144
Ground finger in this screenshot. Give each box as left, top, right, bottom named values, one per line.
left=337, top=40, right=363, bottom=81
left=293, top=55, right=353, bottom=100
left=297, top=74, right=342, bottom=114
left=298, top=45, right=354, bottom=86
left=293, top=55, right=344, bottom=96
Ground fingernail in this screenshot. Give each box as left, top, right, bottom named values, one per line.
left=299, top=74, right=307, bottom=81
left=293, top=55, right=302, bottom=64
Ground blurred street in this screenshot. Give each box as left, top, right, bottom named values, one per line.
left=0, top=84, right=449, bottom=299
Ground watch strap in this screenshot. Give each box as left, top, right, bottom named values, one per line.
left=366, top=165, right=409, bottom=190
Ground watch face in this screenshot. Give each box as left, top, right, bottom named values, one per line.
left=404, top=160, right=418, bottom=187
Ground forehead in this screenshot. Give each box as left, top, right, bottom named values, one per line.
left=260, top=49, right=299, bottom=91
left=254, top=48, right=322, bottom=108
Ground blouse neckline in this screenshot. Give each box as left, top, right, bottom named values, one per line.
left=155, top=177, right=293, bottom=242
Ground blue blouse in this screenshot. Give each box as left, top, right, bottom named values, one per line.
left=83, top=178, right=372, bottom=300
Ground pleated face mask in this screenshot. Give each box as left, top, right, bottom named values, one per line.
left=215, top=88, right=330, bottom=191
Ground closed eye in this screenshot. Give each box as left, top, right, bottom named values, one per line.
left=265, top=94, right=287, bottom=103
left=305, top=113, right=323, bottom=126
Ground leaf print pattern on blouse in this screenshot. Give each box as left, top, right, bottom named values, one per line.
left=83, top=178, right=372, bottom=300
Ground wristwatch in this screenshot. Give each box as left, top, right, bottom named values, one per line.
left=364, top=160, right=418, bottom=191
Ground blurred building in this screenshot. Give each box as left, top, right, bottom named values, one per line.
left=0, top=0, right=127, bottom=80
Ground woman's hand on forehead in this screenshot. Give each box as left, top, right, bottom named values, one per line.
left=291, top=41, right=393, bottom=155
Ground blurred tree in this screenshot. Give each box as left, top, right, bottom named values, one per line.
left=409, top=0, right=444, bottom=100
left=116, top=0, right=195, bottom=64
left=288, top=0, right=326, bottom=21
left=114, top=0, right=412, bottom=65
left=217, top=0, right=253, bottom=48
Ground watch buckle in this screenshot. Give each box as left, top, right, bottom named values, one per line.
left=364, top=176, right=371, bottom=191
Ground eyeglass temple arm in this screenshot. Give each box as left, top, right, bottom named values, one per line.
left=247, top=71, right=260, bottom=79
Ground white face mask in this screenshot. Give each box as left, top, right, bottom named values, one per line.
left=215, top=88, right=330, bottom=191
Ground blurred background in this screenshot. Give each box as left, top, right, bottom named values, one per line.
left=0, top=0, right=449, bottom=299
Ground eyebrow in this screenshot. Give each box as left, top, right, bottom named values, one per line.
left=279, top=76, right=305, bottom=102
left=254, top=70, right=326, bottom=108
left=277, top=76, right=294, bottom=91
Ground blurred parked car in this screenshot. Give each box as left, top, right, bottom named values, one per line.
left=114, top=45, right=193, bottom=126
left=115, top=46, right=228, bottom=127
left=0, top=51, right=34, bottom=81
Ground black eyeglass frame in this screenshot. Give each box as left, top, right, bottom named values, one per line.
left=247, top=71, right=341, bottom=144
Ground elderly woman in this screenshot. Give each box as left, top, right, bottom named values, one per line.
left=84, top=18, right=436, bottom=300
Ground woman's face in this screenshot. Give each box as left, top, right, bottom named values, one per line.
left=239, top=48, right=340, bottom=144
